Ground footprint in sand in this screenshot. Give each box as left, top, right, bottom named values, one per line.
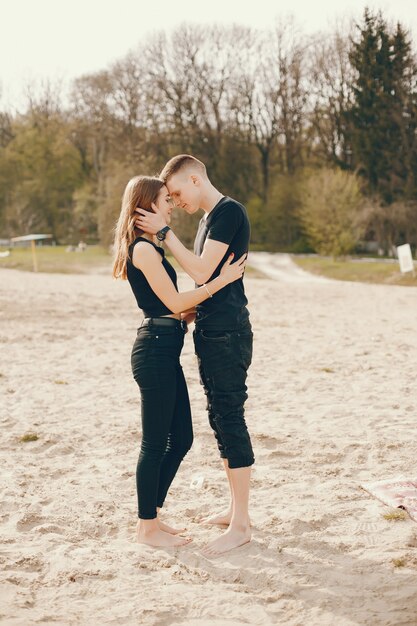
left=16, top=513, right=46, bottom=532
left=289, top=515, right=334, bottom=535
left=36, top=524, right=67, bottom=536
left=45, top=443, right=76, bottom=457
left=353, top=521, right=380, bottom=534
left=268, top=449, right=299, bottom=459
left=254, top=434, right=288, bottom=450
left=11, top=555, right=45, bottom=573
left=30, top=440, right=57, bottom=454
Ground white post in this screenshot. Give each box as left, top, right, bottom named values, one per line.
left=396, top=244, right=415, bottom=277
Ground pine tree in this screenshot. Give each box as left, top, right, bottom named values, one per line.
left=390, top=22, right=417, bottom=200
left=346, top=9, right=417, bottom=203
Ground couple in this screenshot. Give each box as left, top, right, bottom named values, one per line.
left=113, top=155, right=255, bottom=556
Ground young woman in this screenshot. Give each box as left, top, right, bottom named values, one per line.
left=113, top=175, right=246, bottom=548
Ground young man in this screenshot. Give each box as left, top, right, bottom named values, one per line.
left=135, top=155, right=254, bottom=555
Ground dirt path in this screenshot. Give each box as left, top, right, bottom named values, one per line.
left=248, top=252, right=332, bottom=283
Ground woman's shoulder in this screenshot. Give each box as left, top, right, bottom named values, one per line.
left=130, top=236, right=162, bottom=254
left=130, top=237, right=163, bottom=269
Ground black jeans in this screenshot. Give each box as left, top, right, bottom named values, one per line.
left=193, top=319, right=255, bottom=469
left=131, top=321, right=193, bottom=519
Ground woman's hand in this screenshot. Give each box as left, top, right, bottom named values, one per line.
left=219, top=252, right=247, bottom=285
left=181, top=310, right=196, bottom=329
left=135, top=203, right=167, bottom=234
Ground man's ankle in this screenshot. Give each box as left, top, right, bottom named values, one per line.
left=229, top=519, right=250, bottom=532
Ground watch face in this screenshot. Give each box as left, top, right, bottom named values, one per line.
left=157, top=226, right=169, bottom=241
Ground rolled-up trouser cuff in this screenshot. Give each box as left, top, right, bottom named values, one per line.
left=228, top=456, right=255, bottom=469
left=138, top=512, right=158, bottom=520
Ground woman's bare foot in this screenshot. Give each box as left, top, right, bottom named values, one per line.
left=158, top=519, right=187, bottom=535
left=202, top=523, right=251, bottom=556
left=136, top=520, right=192, bottom=548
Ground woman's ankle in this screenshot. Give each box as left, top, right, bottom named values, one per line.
left=137, top=517, right=158, bottom=534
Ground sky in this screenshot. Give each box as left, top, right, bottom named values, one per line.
left=1, top=0, right=417, bottom=107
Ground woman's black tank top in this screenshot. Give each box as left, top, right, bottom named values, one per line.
left=127, top=237, right=178, bottom=317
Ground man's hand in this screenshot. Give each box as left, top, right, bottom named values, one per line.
left=135, top=203, right=167, bottom=234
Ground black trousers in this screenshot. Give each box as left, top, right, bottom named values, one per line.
left=193, top=319, right=255, bottom=469
left=131, top=321, right=193, bottom=520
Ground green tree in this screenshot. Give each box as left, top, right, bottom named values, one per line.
left=247, top=172, right=305, bottom=250
left=299, top=168, right=364, bottom=257
left=2, top=116, right=82, bottom=240
left=0, top=108, right=15, bottom=228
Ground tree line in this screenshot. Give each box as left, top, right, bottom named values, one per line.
left=0, top=8, right=416, bottom=256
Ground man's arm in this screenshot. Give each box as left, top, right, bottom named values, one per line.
left=135, top=206, right=228, bottom=284
left=165, top=230, right=228, bottom=284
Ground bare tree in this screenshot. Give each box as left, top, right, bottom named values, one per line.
left=109, top=52, right=149, bottom=165
left=360, top=199, right=417, bottom=253
left=230, top=19, right=308, bottom=203
left=22, top=78, right=64, bottom=129
left=308, top=22, right=355, bottom=168
left=137, top=24, right=249, bottom=182
left=70, top=71, right=115, bottom=178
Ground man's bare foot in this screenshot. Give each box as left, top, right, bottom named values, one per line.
left=158, top=519, right=187, bottom=535
left=202, top=524, right=251, bottom=556
left=200, top=510, right=252, bottom=528
left=200, top=509, right=232, bottom=526
left=136, top=521, right=192, bottom=548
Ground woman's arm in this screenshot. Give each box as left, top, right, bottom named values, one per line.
left=132, top=243, right=244, bottom=314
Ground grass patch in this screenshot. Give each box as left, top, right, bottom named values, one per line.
left=392, top=558, right=407, bottom=568
left=0, top=244, right=266, bottom=278
left=0, top=245, right=112, bottom=274
left=293, top=255, right=417, bottom=287
left=54, top=380, right=68, bottom=385
left=321, top=367, right=335, bottom=373
left=19, top=433, right=39, bottom=442
left=383, top=509, right=408, bottom=521
left=243, top=264, right=267, bottom=278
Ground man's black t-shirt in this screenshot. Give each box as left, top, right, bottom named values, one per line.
left=193, top=196, right=250, bottom=330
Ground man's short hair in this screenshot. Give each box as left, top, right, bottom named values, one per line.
left=159, top=154, right=207, bottom=184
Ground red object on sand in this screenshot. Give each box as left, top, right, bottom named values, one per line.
left=361, top=478, right=417, bottom=522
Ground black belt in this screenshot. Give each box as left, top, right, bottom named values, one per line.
left=141, top=317, right=187, bottom=331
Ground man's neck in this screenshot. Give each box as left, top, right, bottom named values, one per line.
left=200, top=185, right=224, bottom=215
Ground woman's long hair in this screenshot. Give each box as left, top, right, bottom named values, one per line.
left=112, top=176, right=164, bottom=280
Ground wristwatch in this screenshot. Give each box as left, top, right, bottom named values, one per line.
left=156, top=226, right=171, bottom=241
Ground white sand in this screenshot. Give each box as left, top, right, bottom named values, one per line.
left=1, top=259, right=417, bottom=626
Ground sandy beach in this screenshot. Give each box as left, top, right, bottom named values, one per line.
left=1, top=257, right=417, bottom=626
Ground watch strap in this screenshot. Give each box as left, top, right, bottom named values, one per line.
left=157, top=226, right=171, bottom=240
